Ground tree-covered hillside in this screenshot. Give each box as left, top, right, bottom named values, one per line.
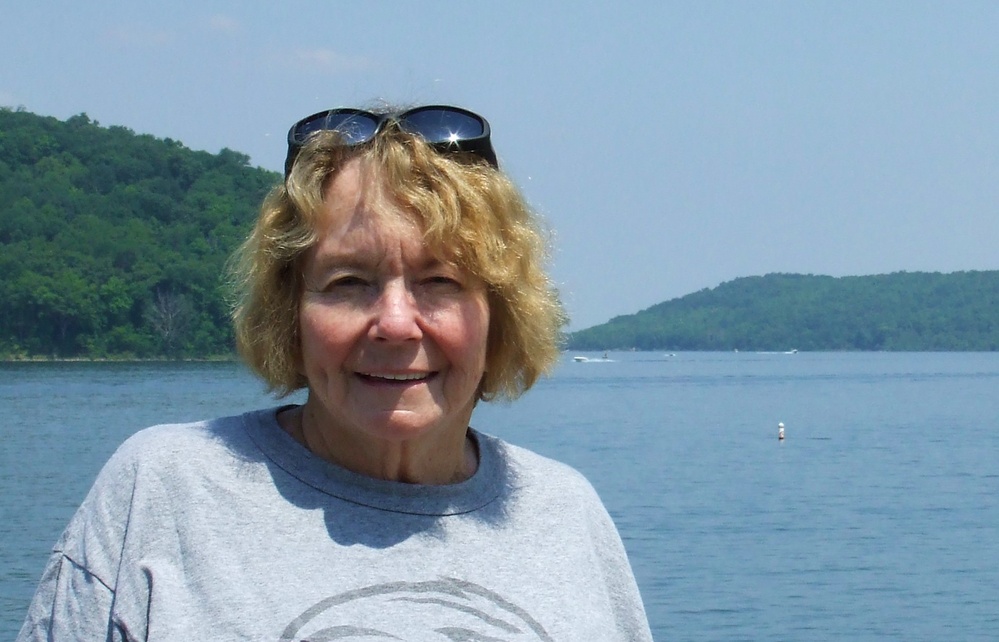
left=0, top=107, right=279, bottom=358
left=568, top=272, right=999, bottom=351
left=3, top=109, right=997, bottom=358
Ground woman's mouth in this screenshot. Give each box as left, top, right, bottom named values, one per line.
left=358, top=372, right=434, bottom=383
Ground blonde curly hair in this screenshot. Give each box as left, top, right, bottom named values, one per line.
left=229, top=121, right=566, bottom=400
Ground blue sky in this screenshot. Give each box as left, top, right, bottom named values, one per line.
left=3, top=1, right=998, bottom=330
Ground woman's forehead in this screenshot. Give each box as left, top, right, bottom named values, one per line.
left=318, top=159, right=413, bottom=228
left=311, top=155, right=466, bottom=266
left=309, top=204, right=458, bottom=272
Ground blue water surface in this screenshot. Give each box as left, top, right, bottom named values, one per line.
left=2, top=353, right=998, bottom=640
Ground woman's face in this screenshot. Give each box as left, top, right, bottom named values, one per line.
left=297, top=158, right=490, bottom=450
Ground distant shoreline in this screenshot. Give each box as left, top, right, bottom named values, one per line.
left=0, top=355, right=239, bottom=363
left=7, top=349, right=998, bottom=365
left=567, top=272, right=999, bottom=352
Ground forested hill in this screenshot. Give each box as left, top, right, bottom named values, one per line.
left=0, top=107, right=279, bottom=358
left=568, top=271, right=999, bottom=351
left=3, top=110, right=997, bottom=358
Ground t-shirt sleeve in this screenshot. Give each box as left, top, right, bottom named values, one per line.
left=16, top=434, right=148, bottom=642
left=585, top=488, right=656, bottom=641
left=16, top=550, right=121, bottom=641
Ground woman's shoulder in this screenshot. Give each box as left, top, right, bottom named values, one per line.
left=71, top=408, right=280, bottom=526
left=475, top=431, right=600, bottom=500
left=115, top=411, right=244, bottom=455
left=104, top=408, right=276, bottom=479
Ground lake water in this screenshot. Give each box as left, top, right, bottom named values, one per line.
left=2, top=352, right=998, bottom=640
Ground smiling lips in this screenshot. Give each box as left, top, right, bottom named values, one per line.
left=358, top=372, right=435, bottom=383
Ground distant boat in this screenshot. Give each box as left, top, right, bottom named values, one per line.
left=573, top=356, right=589, bottom=362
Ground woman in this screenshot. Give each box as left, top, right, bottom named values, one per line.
left=18, top=105, right=653, bottom=640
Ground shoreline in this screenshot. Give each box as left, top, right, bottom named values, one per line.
left=0, top=355, right=239, bottom=363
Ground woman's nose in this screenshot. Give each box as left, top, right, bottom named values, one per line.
left=371, top=282, right=422, bottom=341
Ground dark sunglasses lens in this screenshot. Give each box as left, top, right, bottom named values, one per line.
left=399, top=109, right=485, bottom=143
left=294, top=111, right=379, bottom=145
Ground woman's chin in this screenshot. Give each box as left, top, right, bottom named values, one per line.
left=357, top=410, right=459, bottom=443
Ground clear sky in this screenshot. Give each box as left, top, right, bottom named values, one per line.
left=3, top=1, right=997, bottom=330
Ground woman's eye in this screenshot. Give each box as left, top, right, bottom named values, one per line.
left=314, top=275, right=370, bottom=294
left=423, top=275, right=463, bottom=290
left=332, top=275, right=368, bottom=287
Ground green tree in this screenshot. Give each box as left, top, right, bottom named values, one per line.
left=0, top=107, right=279, bottom=359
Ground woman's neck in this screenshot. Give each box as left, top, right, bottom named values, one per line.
left=277, top=405, right=478, bottom=485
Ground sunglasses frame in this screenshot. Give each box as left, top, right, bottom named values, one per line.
left=284, top=105, right=498, bottom=178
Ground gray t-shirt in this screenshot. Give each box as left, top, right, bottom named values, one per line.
left=18, top=408, right=653, bottom=641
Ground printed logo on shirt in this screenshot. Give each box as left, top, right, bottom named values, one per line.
left=279, top=577, right=552, bottom=641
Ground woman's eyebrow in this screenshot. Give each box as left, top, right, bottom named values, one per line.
left=308, top=247, right=458, bottom=276
left=309, top=249, right=378, bottom=273
left=421, top=258, right=452, bottom=271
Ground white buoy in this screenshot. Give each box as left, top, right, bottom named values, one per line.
left=778, top=422, right=785, bottom=441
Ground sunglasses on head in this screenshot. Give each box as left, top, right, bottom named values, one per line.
left=284, top=105, right=498, bottom=178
